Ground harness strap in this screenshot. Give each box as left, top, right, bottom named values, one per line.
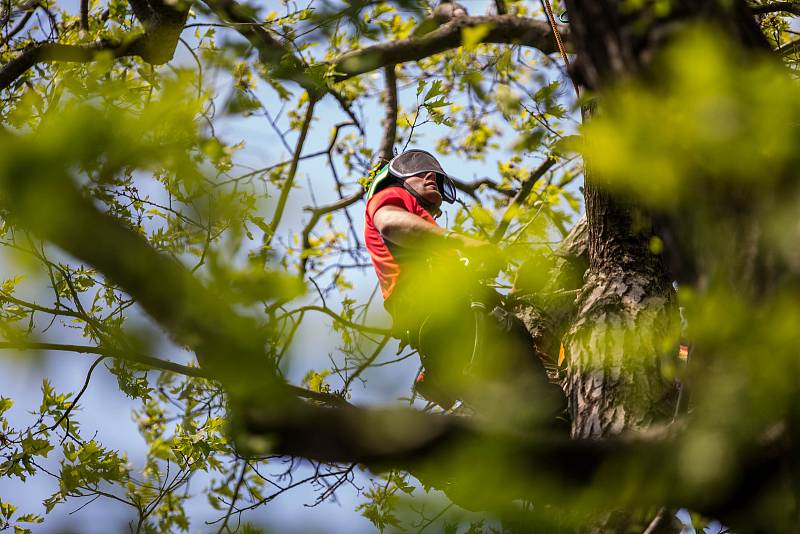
left=400, top=180, right=442, bottom=218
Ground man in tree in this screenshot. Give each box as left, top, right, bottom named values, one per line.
left=364, top=150, right=564, bottom=420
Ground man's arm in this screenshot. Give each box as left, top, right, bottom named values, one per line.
left=372, top=205, right=486, bottom=250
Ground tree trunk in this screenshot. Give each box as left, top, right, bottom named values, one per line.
left=549, top=0, right=776, bottom=529
left=560, top=0, right=773, bottom=441
left=564, top=168, right=677, bottom=439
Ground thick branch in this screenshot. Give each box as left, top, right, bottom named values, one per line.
left=330, top=15, right=567, bottom=84
left=242, top=401, right=790, bottom=527
left=377, top=64, right=398, bottom=164
left=200, top=0, right=315, bottom=90
left=751, top=2, right=800, bottom=16
left=0, top=41, right=136, bottom=90
left=79, top=0, right=89, bottom=32
left=0, top=0, right=189, bottom=89
left=0, top=0, right=189, bottom=90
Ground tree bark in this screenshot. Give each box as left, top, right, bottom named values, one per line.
left=565, top=165, right=677, bottom=440
left=561, top=0, right=772, bottom=437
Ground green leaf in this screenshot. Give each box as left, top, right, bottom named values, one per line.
left=0, top=499, right=16, bottom=519
left=424, top=80, right=446, bottom=102
left=302, top=369, right=332, bottom=393
left=0, top=397, right=13, bottom=415
left=16, top=514, right=43, bottom=524
left=461, top=24, right=493, bottom=51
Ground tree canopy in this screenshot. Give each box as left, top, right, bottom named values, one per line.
left=1, top=0, right=799, bottom=532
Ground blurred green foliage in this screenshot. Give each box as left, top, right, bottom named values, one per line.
left=581, top=27, right=800, bottom=207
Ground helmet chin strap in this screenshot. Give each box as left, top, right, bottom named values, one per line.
left=400, top=180, right=442, bottom=218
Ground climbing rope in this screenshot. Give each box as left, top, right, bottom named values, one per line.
left=539, top=0, right=580, bottom=97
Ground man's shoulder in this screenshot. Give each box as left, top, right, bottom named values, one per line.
left=366, top=186, right=418, bottom=217
left=371, top=186, right=415, bottom=204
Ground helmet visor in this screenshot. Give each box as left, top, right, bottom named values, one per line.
left=389, top=149, right=458, bottom=204
left=437, top=173, right=457, bottom=204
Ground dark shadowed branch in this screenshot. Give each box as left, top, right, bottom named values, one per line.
left=200, top=0, right=316, bottom=90
left=79, top=0, right=89, bottom=32
left=751, top=2, right=800, bottom=16
left=0, top=0, right=189, bottom=90
left=777, top=37, right=800, bottom=56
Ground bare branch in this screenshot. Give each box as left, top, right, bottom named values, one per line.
left=299, top=120, right=363, bottom=277
left=777, top=36, right=800, bottom=55
left=49, top=355, right=106, bottom=431
left=329, top=90, right=364, bottom=134
left=264, top=95, right=317, bottom=250
left=343, top=334, right=391, bottom=390
left=491, top=156, right=557, bottom=242
left=298, top=191, right=364, bottom=278
left=450, top=176, right=514, bottom=201
left=378, top=64, right=398, bottom=164
left=276, top=305, right=389, bottom=336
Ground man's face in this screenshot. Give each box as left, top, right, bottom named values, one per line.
left=405, top=171, right=443, bottom=208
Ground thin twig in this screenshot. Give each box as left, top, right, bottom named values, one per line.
left=275, top=305, right=390, bottom=335
left=491, top=156, right=557, bottom=243
left=50, top=355, right=107, bottom=431
left=263, top=95, right=317, bottom=251
left=343, top=334, right=390, bottom=390
left=216, top=462, right=247, bottom=534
